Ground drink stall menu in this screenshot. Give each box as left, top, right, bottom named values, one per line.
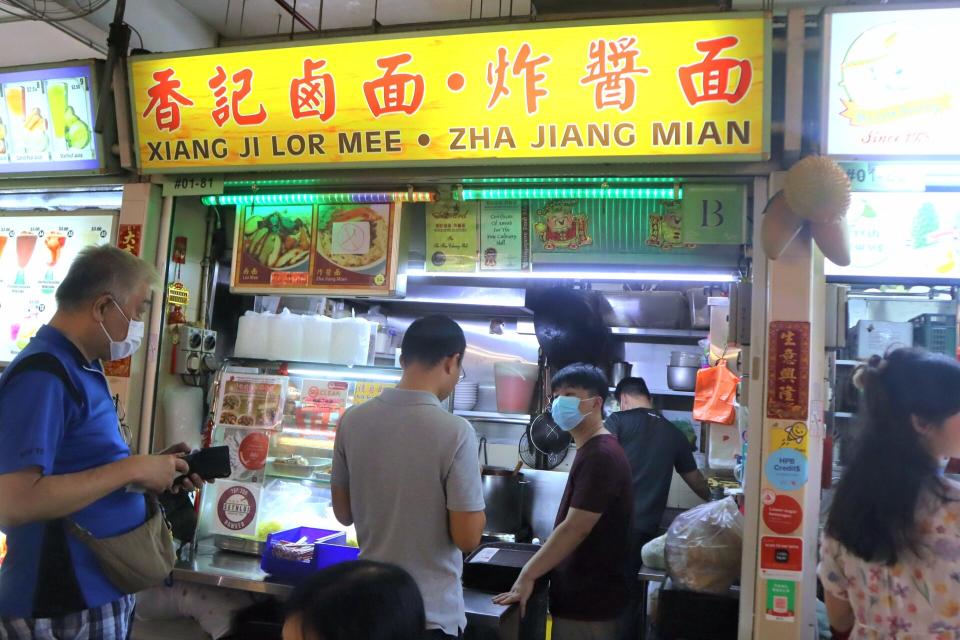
left=0, top=211, right=116, bottom=363
left=0, top=64, right=100, bottom=174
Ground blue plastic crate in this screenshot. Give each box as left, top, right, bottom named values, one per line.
left=261, top=527, right=340, bottom=581
left=313, top=532, right=360, bottom=569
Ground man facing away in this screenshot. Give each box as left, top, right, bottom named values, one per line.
left=332, top=315, right=485, bottom=640
left=495, top=363, right=633, bottom=640
left=0, top=245, right=198, bottom=640
left=608, top=377, right=710, bottom=550
left=608, top=376, right=712, bottom=640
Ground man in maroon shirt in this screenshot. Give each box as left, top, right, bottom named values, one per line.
left=494, top=363, right=633, bottom=639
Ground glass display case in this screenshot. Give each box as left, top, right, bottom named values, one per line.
left=192, top=359, right=403, bottom=558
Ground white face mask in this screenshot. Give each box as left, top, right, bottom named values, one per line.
left=101, top=299, right=144, bottom=361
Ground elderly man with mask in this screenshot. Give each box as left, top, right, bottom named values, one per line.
left=0, top=245, right=197, bottom=640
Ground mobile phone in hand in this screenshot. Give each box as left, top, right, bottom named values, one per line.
left=175, top=446, right=231, bottom=485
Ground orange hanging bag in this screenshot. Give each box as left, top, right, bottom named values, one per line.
left=693, top=360, right=740, bottom=425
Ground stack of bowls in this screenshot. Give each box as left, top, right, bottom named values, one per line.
left=667, top=351, right=702, bottom=391
left=453, top=382, right=479, bottom=412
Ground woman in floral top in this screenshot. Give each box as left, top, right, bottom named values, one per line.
left=819, top=349, right=960, bottom=639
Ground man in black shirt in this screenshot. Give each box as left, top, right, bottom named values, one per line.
left=608, top=377, right=710, bottom=545
left=607, top=377, right=711, bottom=639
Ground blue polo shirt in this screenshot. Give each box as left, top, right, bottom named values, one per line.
left=0, top=325, right=146, bottom=618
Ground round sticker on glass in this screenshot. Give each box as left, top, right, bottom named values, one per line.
left=765, top=448, right=808, bottom=491
left=239, top=432, right=269, bottom=470
left=217, top=485, right=258, bottom=531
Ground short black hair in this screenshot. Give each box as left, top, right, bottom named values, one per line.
left=615, top=377, right=651, bottom=402
left=286, top=560, right=425, bottom=640
left=400, top=315, right=466, bottom=367
left=551, top=363, right=609, bottom=401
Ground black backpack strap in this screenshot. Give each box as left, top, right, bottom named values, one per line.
left=1, top=352, right=84, bottom=409
left=0, top=352, right=88, bottom=616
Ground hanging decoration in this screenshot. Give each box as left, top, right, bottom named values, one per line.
left=761, top=156, right=852, bottom=265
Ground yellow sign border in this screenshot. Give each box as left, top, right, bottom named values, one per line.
left=129, top=13, right=771, bottom=173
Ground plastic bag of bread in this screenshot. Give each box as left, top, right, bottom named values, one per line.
left=641, top=534, right=667, bottom=570
left=665, top=497, right=743, bottom=594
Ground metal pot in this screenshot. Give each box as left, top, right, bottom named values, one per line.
left=667, top=365, right=699, bottom=391
left=481, top=467, right=526, bottom=535
left=610, top=361, right=633, bottom=387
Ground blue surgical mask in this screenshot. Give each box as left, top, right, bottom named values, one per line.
left=551, top=395, right=594, bottom=431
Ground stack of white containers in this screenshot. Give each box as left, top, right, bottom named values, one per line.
left=234, top=310, right=374, bottom=366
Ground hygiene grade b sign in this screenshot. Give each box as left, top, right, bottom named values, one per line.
left=129, top=15, right=768, bottom=172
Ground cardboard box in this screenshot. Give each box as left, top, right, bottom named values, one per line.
left=848, top=321, right=913, bottom=359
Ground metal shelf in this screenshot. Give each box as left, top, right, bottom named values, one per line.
left=610, top=327, right=708, bottom=340
left=455, top=410, right=531, bottom=425
left=649, top=388, right=697, bottom=397
left=836, top=360, right=861, bottom=367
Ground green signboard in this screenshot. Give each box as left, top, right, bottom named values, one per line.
left=681, top=184, right=747, bottom=245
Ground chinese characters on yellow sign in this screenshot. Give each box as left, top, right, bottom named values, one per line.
left=129, top=16, right=768, bottom=172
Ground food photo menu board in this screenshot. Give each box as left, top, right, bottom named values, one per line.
left=232, top=203, right=403, bottom=296
left=0, top=64, right=100, bottom=174
left=825, top=192, right=960, bottom=282
left=0, top=212, right=116, bottom=363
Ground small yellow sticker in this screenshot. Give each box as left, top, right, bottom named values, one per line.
left=770, top=421, right=808, bottom=454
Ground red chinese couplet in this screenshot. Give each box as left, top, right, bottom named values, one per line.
left=767, top=321, right=810, bottom=420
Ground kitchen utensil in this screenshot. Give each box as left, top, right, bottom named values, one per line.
left=611, top=361, right=632, bottom=387
left=604, top=291, right=688, bottom=329
left=527, top=287, right=617, bottom=370
left=671, top=351, right=703, bottom=367
left=494, top=362, right=539, bottom=413
left=528, top=412, right=570, bottom=456
left=454, top=381, right=479, bottom=411
left=687, top=287, right=710, bottom=329
left=667, top=365, right=698, bottom=391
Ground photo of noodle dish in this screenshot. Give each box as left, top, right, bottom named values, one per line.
left=315, top=205, right=390, bottom=273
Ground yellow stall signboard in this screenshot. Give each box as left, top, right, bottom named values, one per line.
left=129, top=15, right=769, bottom=172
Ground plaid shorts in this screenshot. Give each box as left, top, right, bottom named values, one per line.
left=0, top=595, right=135, bottom=640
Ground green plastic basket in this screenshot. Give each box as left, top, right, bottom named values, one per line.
left=910, top=314, right=957, bottom=357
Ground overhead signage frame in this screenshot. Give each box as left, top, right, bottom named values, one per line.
left=822, top=2, right=960, bottom=159
left=129, top=14, right=770, bottom=173
left=0, top=60, right=108, bottom=177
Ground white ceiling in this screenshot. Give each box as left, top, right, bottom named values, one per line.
left=173, top=0, right=533, bottom=40
left=0, top=20, right=103, bottom=66
left=0, top=0, right=916, bottom=66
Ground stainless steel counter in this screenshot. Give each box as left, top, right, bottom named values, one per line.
left=174, top=545, right=516, bottom=632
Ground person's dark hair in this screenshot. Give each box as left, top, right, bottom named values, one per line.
left=826, top=349, right=960, bottom=565
left=286, top=560, right=426, bottom=640
left=55, top=245, right=158, bottom=312
left=400, top=315, right=466, bottom=367
left=551, top=363, right=609, bottom=401
left=614, top=377, right=651, bottom=403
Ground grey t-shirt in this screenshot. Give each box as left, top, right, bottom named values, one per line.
left=331, top=388, right=485, bottom=636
